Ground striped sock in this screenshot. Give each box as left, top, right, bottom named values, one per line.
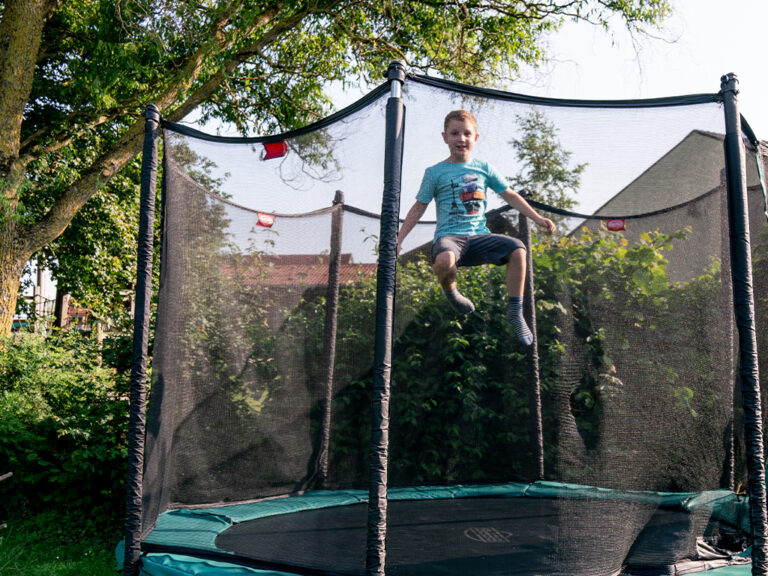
left=507, top=296, right=533, bottom=346
left=444, top=288, right=475, bottom=315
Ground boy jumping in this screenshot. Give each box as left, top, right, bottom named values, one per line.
left=396, top=109, right=556, bottom=346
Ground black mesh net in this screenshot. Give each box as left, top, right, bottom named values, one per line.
left=138, top=76, right=767, bottom=576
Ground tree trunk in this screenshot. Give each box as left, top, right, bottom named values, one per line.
left=0, top=0, right=56, bottom=336
left=0, top=0, right=52, bottom=168
left=0, top=237, right=28, bottom=335
left=54, top=290, right=70, bottom=329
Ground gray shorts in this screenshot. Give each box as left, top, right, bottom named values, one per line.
left=431, top=234, right=525, bottom=267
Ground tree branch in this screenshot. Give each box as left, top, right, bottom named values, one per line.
left=20, top=113, right=120, bottom=158
left=17, top=1, right=329, bottom=255
left=164, top=3, right=328, bottom=122
left=18, top=118, right=145, bottom=254
left=19, top=1, right=268, bottom=162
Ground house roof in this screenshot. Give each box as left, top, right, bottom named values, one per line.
left=223, top=254, right=377, bottom=287
left=592, top=130, right=763, bottom=217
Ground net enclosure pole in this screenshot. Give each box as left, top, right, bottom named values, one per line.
left=367, top=61, right=406, bottom=576
left=721, top=73, right=768, bottom=574
left=720, top=184, right=736, bottom=492
left=317, top=190, right=344, bottom=487
left=123, top=103, right=161, bottom=576
left=518, top=215, right=545, bottom=479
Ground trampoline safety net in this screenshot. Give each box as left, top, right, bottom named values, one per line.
left=132, top=74, right=768, bottom=576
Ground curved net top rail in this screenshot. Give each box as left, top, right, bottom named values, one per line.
left=160, top=74, right=734, bottom=223
left=408, top=73, right=723, bottom=109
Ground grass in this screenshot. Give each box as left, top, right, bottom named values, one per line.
left=0, top=515, right=121, bottom=576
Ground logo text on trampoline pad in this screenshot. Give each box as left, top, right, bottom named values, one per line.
left=465, top=527, right=514, bottom=543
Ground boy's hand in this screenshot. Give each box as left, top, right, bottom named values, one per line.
left=535, top=217, right=556, bottom=235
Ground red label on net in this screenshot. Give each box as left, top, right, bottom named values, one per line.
left=606, top=219, right=626, bottom=231
left=257, top=212, right=275, bottom=228
left=262, top=141, right=289, bottom=160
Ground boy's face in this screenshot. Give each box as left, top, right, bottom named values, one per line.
left=442, top=118, right=479, bottom=162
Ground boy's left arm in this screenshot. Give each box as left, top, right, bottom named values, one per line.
left=499, top=189, right=556, bottom=235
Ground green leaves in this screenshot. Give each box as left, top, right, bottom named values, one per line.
left=509, top=109, right=584, bottom=225
left=531, top=219, right=729, bottom=479
left=0, top=331, right=130, bottom=527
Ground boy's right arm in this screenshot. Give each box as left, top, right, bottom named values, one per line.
left=397, top=201, right=428, bottom=256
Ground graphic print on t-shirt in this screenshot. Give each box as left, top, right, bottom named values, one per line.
left=449, top=173, right=485, bottom=215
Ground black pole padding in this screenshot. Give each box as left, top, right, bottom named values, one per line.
left=317, top=191, right=344, bottom=488
left=720, top=73, right=768, bottom=575
left=519, top=216, right=544, bottom=480
left=367, top=69, right=406, bottom=576
left=123, top=103, right=161, bottom=576
left=719, top=186, right=736, bottom=492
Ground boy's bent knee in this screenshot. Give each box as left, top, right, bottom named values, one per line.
left=506, top=246, right=526, bottom=264
left=432, top=251, right=456, bottom=273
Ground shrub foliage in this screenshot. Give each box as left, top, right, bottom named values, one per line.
left=0, top=331, right=130, bottom=535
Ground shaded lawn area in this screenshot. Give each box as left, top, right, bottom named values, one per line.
left=0, top=515, right=120, bottom=576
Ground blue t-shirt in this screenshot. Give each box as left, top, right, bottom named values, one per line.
left=416, top=158, right=509, bottom=240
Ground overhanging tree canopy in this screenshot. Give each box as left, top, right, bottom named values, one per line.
left=0, top=0, right=671, bottom=334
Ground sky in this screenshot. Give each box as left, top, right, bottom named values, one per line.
left=512, top=0, right=768, bottom=137
left=207, top=0, right=768, bottom=137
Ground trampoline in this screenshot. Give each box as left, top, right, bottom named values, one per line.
left=121, top=65, right=768, bottom=576
left=136, top=483, right=751, bottom=576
